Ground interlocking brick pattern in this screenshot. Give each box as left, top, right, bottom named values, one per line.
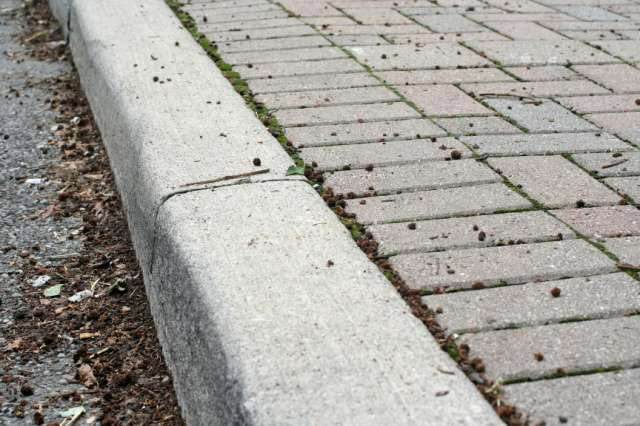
left=187, top=0, right=640, bottom=422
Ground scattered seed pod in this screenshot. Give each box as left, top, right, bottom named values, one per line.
left=407, top=223, right=417, bottom=230
left=534, top=352, right=544, bottom=362
left=550, top=287, right=561, bottom=297
left=252, top=158, right=261, bottom=166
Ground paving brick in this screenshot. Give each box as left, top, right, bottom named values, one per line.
left=225, top=47, right=346, bottom=65
left=557, top=94, right=640, bottom=114
left=284, top=118, right=446, bottom=147
left=255, top=86, right=399, bottom=109
left=371, top=211, right=573, bottom=255
left=276, top=102, right=419, bottom=126
left=488, top=155, right=621, bottom=208
left=559, top=29, right=627, bottom=41
left=412, top=15, right=488, bottom=32
left=605, top=176, right=640, bottom=200
left=461, top=80, right=610, bottom=98
left=300, top=16, right=358, bottom=27
left=299, top=137, right=470, bottom=171
left=391, top=239, right=616, bottom=290
left=344, top=183, right=531, bottom=224
left=572, top=64, right=640, bottom=93
left=505, top=66, right=580, bottom=81
left=591, top=40, right=640, bottom=62
left=388, top=32, right=509, bottom=44
left=185, top=3, right=278, bottom=13
left=572, top=151, right=640, bottom=177
left=504, top=369, right=640, bottom=426
left=315, top=24, right=428, bottom=36
left=377, top=68, right=513, bottom=85
left=324, top=159, right=499, bottom=196
left=485, top=98, right=598, bottom=132
left=483, top=21, right=566, bottom=40
left=425, top=273, right=640, bottom=333
left=327, top=35, right=389, bottom=46
left=462, top=132, right=631, bottom=156
left=466, top=40, right=618, bottom=66
left=482, top=0, right=556, bottom=13
left=433, top=116, right=522, bottom=135
left=201, top=18, right=307, bottom=32
left=605, top=236, right=640, bottom=264
left=341, top=8, right=414, bottom=25
left=539, top=21, right=640, bottom=31
left=395, top=84, right=491, bottom=116
left=236, top=58, right=363, bottom=79
left=248, top=72, right=380, bottom=94
left=190, top=9, right=289, bottom=23
left=347, top=44, right=491, bottom=70
left=586, top=112, right=640, bottom=144
left=461, top=316, right=640, bottom=381
left=277, top=0, right=341, bottom=17
left=552, top=205, right=640, bottom=237
left=217, top=35, right=330, bottom=53
left=205, top=26, right=317, bottom=43
left=555, top=5, right=628, bottom=21
left=468, top=13, right=577, bottom=22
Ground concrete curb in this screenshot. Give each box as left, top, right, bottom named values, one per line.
left=47, top=0, right=503, bottom=424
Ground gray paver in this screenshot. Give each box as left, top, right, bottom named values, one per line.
left=224, top=47, right=346, bottom=65
left=255, top=86, right=399, bottom=109
left=395, top=84, right=491, bottom=116
left=391, top=239, right=616, bottom=290
left=284, top=118, right=446, bottom=147
left=466, top=40, right=618, bottom=66
left=558, top=94, right=640, bottom=114
left=605, top=176, right=640, bottom=200
left=344, top=183, right=531, bottom=224
left=485, top=98, right=598, bottom=132
left=505, top=369, right=640, bottom=426
left=217, top=35, right=330, bottom=53
left=376, top=68, right=513, bottom=85
left=591, top=40, right=640, bottom=62
left=205, top=26, right=317, bottom=43
left=371, top=211, right=574, bottom=255
left=425, top=273, right=640, bottom=333
left=413, top=14, right=487, bottom=32
left=572, top=64, right=640, bottom=93
left=324, top=159, right=499, bottom=196
left=483, top=21, right=566, bottom=40
left=462, top=132, right=631, bottom=156
left=586, top=112, right=640, bottom=144
left=200, top=18, right=303, bottom=32
left=433, top=116, right=522, bottom=135
left=460, top=80, right=610, bottom=98
left=461, top=316, right=640, bottom=381
left=553, top=206, right=640, bottom=237
left=489, top=155, right=621, bottom=207
left=605, top=236, right=640, bottom=264
left=505, top=65, right=579, bottom=81
left=327, top=34, right=389, bottom=46
left=235, top=58, right=364, bottom=79
left=248, top=72, right=380, bottom=94
left=299, top=137, right=471, bottom=171
left=276, top=102, right=419, bottom=126
left=555, top=5, right=627, bottom=21
left=388, top=32, right=509, bottom=44
left=347, top=44, right=491, bottom=70
left=573, top=151, right=640, bottom=177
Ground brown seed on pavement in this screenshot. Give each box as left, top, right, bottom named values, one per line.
left=635, top=99, right=640, bottom=106
left=327, top=260, right=334, bottom=267
left=365, top=164, right=374, bottom=172
left=451, top=150, right=462, bottom=160
left=407, top=222, right=417, bottom=230
left=252, top=158, right=261, bottom=166
left=478, top=231, right=486, bottom=241
left=534, top=352, right=544, bottom=362
left=576, top=199, right=586, bottom=208
left=550, top=287, right=561, bottom=297
left=471, top=281, right=485, bottom=289
left=20, top=383, right=34, bottom=396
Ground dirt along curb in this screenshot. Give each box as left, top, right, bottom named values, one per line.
left=45, top=0, right=504, bottom=424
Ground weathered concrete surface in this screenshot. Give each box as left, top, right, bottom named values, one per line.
left=47, top=0, right=504, bottom=424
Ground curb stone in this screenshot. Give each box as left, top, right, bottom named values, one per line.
left=46, top=0, right=503, bottom=424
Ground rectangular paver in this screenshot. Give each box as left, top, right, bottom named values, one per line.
left=572, top=64, right=640, bottom=93
left=236, top=58, right=364, bottom=79
left=248, top=72, right=380, bottom=94
left=255, top=86, right=399, bottom=109
left=377, top=68, right=513, bottom=85
left=347, top=44, right=491, bottom=70
left=391, top=239, right=616, bottom=290
left=586, top=112, right=640, bottom=144
left=284, top=118, right=446, bottom=147
left=466, top=40, right=618, bottom=65
left=425, top=273, right=640, bottom=333
left=395, top=84, right=491, bottom=116
left=605, top=176, right=640, bottom=201
left=276, top=102, right=419, bottom=126
left=225, top=47, right=346, bottom=65
left=484, top=98, right=598, bottom=132
left=433, top=116, right=522, bottom=135
left=344, top=183, right=531, bottom=224
left=299, top=137, right=471, bottom=171
left=505, top=369, right=640, bottom=426
left=324, top=159, right=499, bottom=196
left=605, top=236, right=640, bottom=264
left=558, top=94, right=640, bottom=114
left=553, top=205, right=640, bottom=237
left=371, top=210, right=574, bottom=255
left=462, top=132, right=631, bottom=156
left=461, top=316, right=640, bottom=381
left=460, top=80, right=610, bottom=98
left=489, top=155, right=621, bottom=207
left=572, top=151, right=640, bottom=177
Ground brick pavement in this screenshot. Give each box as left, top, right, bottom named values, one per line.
left=186, top=0, right=640, bottom=423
